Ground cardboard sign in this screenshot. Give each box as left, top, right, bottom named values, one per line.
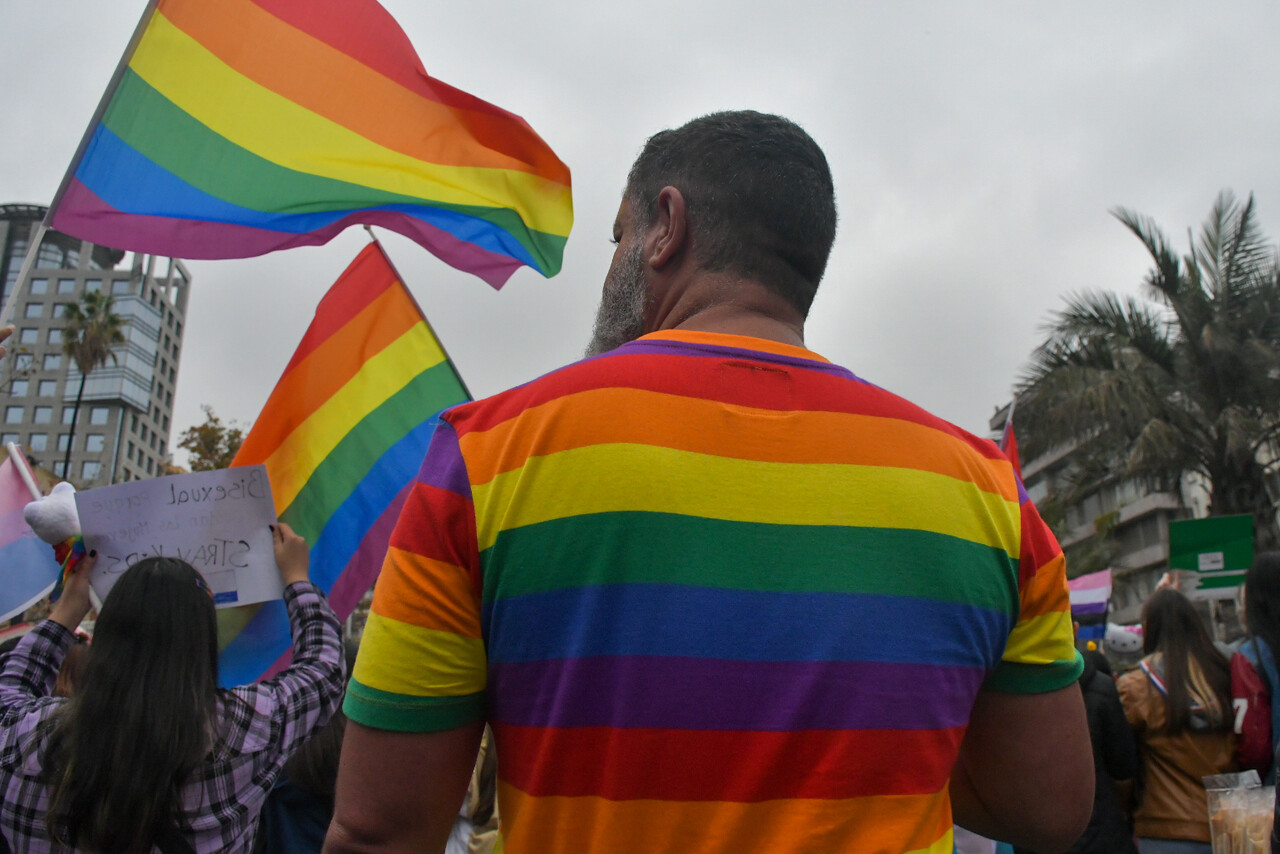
left=76, top=466, right=282, bottom=608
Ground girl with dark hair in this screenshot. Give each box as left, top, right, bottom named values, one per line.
left=1118, top=587, right=1236, bottom=853
left=0, top=523, right=346, bottom=853
left=1231, top=552, right=1280, bottom=781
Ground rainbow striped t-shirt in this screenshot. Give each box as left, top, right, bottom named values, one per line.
left=345, top=330, right=1082, bottom=854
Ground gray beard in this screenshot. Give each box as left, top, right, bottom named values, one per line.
left=584, top=244, right=648, bottom=357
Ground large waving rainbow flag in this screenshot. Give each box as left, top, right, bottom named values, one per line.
left=216, top=242, right=469, bottom=685
left=48, top=0, right=572, bottom=288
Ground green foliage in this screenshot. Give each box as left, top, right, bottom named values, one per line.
left=177, top=405, right=245, bottom=471
left=61, top=291, right=127, bottom=477
left=1018, top=191, right=1280, bottom=549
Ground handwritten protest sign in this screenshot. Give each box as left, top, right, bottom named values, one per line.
left=76, top=466, right=282, bottom=609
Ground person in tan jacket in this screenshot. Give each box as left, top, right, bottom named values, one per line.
left=1118, top=588, right=1235, bottom=853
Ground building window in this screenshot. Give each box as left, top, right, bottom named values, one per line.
left=0, top=433, right=17, bottom=446
left=29, top=278, right=48, bottom=295
left=23, top=303, right=43, bottom=318
left=53, top=461, right=65, bottom=478
left=43, top=354, right=61, bottom=370
left=28, top=433, right=47, bottom=452
left=52, top=303, right=72, bottom=318
left=85, top=434, right=105, bottom=452
left=61, top=409, right=75, bottom=425
left=15, top=354, right=34, bottom=372
left=5, top=407, right=24, bottom=424
left=57, top=434, right=71, bottom=452
left=33, top=406, right=52, bottom=424
left=37, top=380, right=57, bottom=397
left=145, top=457, right=154, bottom=475
left=82, top=461, right=101, bottom=481
left=47, top=329, right=63, bottom=345
left=19, top=328, right=37, bottom=344
left=127, top=441, right=134, bottom=460
left=85, top=279, right=102, bottom=294
left=112, top=279, right=130, bottom=296
left=165, top=390, right=172, bottom=406
left=9, top=380, right=28, bottom=397
left=57, top=279, right=76, bottom=295
left=162, top=414, right=169, bottom=430
left=89, top=407, right=109, bottom=426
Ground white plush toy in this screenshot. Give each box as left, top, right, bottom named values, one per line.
left=22, top=481, right=86, bottom=601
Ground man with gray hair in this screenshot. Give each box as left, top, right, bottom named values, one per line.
left=326, top=111, right=1092, bottom=854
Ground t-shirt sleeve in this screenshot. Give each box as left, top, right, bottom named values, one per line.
left=344, top=414, right=487, bottom=732
left=985, top=486, right=1084, bottom=693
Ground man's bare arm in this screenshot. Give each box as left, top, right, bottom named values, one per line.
left=950, top=683, right=1093, bottom=853
left=324, top=720, right=484, bottom=854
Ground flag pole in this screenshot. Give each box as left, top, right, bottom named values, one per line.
left=364, top=227, right=475, bottom=401
left=0, top=223, right=48, bottom=329
left=46, top=0, right=162, bottom=220
left=2, top=0, right=162, bottom=329
left=5, top=442, right=43, bottom=501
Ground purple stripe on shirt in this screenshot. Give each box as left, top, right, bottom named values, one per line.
left=489, top=656, right=985, bottom=731
left=416, top=420, right=471, bottom=497
left=616, top=337, right=862, bottom=380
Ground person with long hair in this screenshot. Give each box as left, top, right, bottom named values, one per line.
left=0, top=523, right=346, bottom=853
left=1231, top=552, right=1280, bottom=781
left=1118, top=587, right=1236, bottom=853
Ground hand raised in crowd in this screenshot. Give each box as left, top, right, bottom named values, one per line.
left=272, top=522, right=310, bottom=587
left=49, top=552, right=96, bottom=632
left=0, top=325, right=13, bottom=359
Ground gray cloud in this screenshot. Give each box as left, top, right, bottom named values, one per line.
left=3, top=1, right=1278, bottom=459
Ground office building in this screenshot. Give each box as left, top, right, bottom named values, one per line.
left=989, top=402, right=1194, bottom=623
left=1, top=204, right=191, bottom=486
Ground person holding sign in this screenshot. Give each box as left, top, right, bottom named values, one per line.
left=0, top=523, right=346, bottom=853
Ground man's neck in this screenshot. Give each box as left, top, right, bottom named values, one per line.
left=652, top=275, right=807, bottom=348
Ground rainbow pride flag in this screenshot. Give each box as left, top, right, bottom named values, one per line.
left=48, top=0, right=572, bottom=288
left=216, top=242, right=469, bottom=685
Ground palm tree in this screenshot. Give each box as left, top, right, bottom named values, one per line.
left=62, top=290, right=126, bottom=479
left=1017, top=191, right=1280, bottom=550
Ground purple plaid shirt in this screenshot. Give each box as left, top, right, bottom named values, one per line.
left=0, top=582, right=346, bottom=853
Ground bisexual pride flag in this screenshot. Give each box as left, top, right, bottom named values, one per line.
left=0, top=450, right=61, bottom=622
left=1069, top=569, right=1112, bottom=642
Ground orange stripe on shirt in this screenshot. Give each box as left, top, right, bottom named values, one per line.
left=371, top=546, right=482, bottom=638
left=496, top=781, right=953, bottom=854
left=456, top=386, right=1018, bottom=500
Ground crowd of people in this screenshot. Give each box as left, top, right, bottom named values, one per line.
left=0, top=111, right=1273, bottom=853
left=999, top=553, right=1280, bottom=854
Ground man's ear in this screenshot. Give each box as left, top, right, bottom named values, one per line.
left=645, top=186, right=687, bottom=270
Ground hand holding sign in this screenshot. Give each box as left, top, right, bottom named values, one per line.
left=76, top=466, right=283, bottom=608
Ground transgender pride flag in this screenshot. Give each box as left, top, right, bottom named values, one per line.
left=1069, top=569, right=1112, bottom=642
left=0, top=449, right=61, bottom=622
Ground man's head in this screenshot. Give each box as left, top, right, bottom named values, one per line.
left=586, top=111, right=837, bottom=356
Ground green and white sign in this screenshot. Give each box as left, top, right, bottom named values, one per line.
left=1168, top=514, right=1254, bottom=600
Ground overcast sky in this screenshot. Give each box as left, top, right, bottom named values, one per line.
left=4, top=2, right=1279, bottom=465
